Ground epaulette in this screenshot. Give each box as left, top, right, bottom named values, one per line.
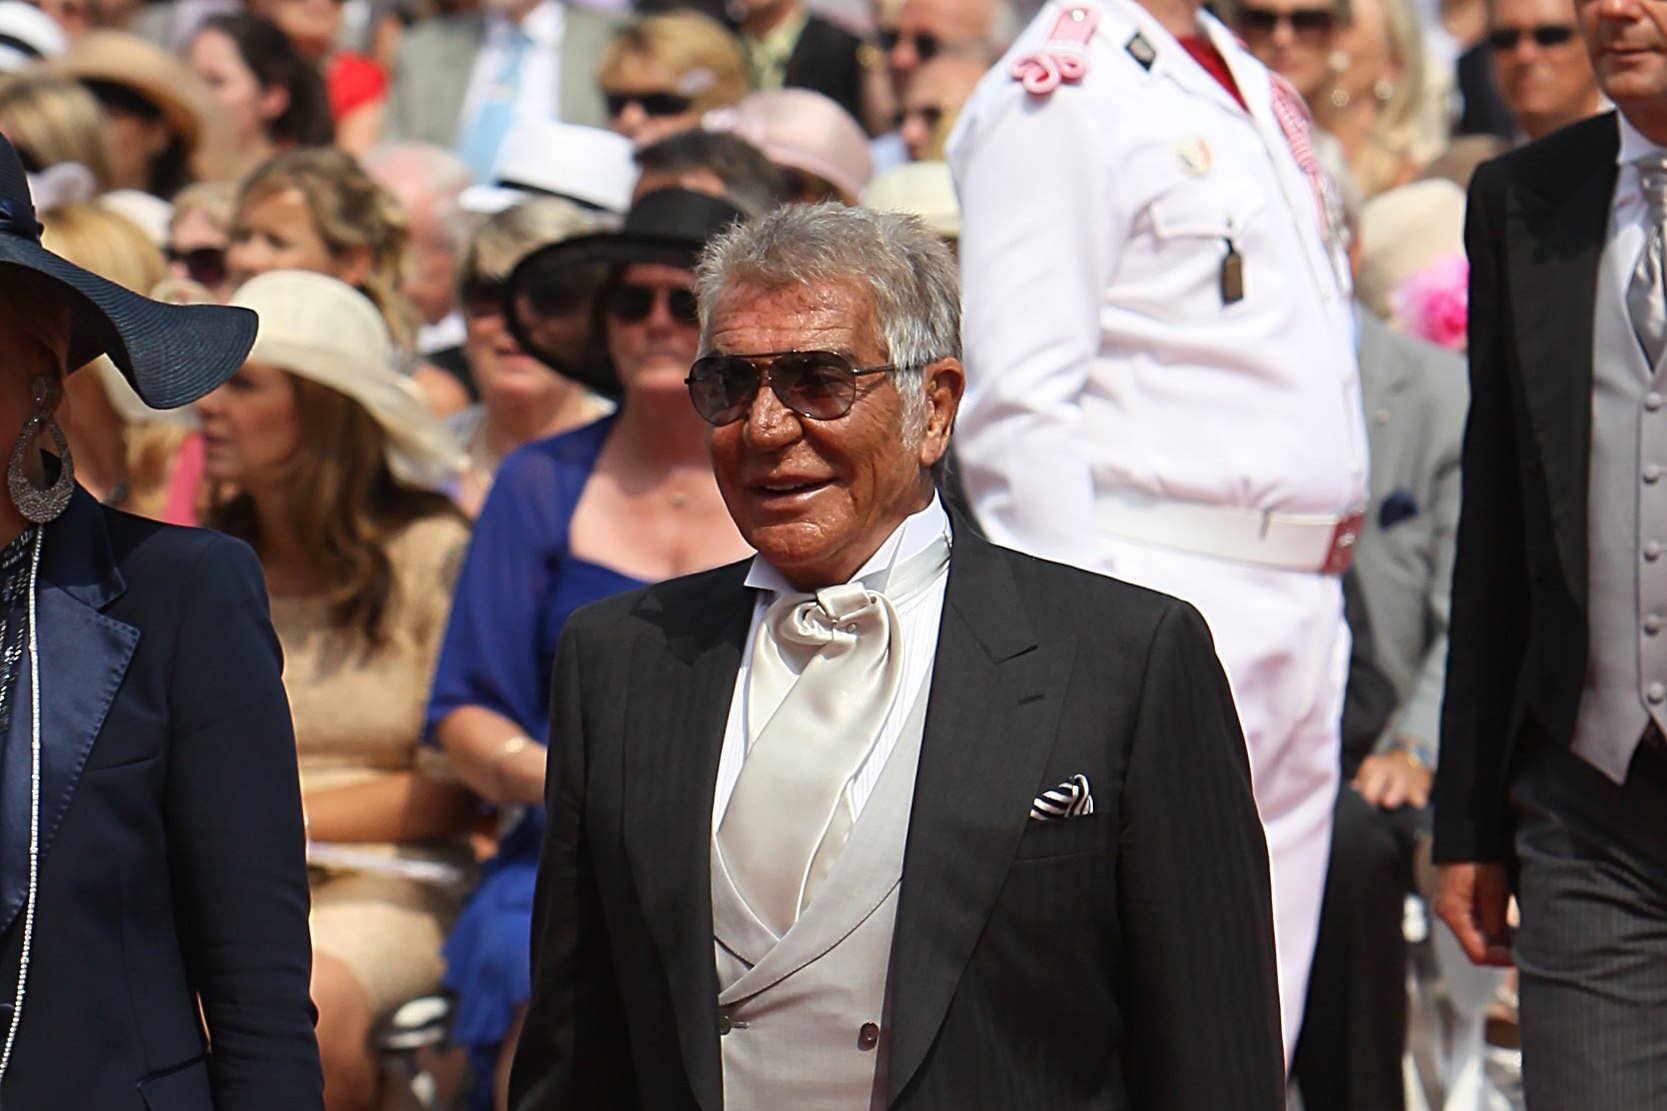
left=1010, top=4, right=1099, bottom=96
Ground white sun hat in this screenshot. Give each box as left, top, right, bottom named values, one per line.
left=228, top=270, right=466, bottom=489
left=460, top=120, right=637, bottom=217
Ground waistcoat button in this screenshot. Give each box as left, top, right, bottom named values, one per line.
left=1649, top=682, right=1666, bottom=705
left=718, top=1013, right=733, bottom=1036
left=1648, top=541, right=1663, bottom=562
left=857, top=1022, right=880, bottom=1050
left=1649, top=614, right=1664, bottom=636
left=1649, top=392, right=1665, bottom=413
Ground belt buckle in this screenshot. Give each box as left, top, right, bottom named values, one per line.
left=1320, top=511, right=1364, bottom=575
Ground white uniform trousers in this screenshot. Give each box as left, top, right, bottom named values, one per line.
left=1104, top=537, right=1345, bottom=1065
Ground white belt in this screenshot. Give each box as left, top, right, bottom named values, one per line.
left=1097, top=493, right=1364, bottom=575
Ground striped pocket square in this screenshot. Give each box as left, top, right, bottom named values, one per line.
left=1029, top=774, right=1095, bottom=821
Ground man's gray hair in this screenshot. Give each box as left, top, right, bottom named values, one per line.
left=694, top=204, right=960, bottom=442
left=362, top=141, right=475, bottom=254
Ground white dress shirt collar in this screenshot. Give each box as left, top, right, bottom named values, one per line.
left=742, top=494, right=951, bottom=598
left=1618, top=110, right=1664, bottom=170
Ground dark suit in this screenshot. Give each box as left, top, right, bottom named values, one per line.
left=510, top=521, right=1284, bottom=1109
left=780, top=16, right=867, bottom=128
left=1435, top=111, right=1667, bottom=1103
left=0, top=488, right=321, bottom=1108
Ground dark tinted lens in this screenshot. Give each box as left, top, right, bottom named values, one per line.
left=915, top=33, right=940, bottom=59
left=1486, top=27, right=1521, bottom=49
left=183, top=247, right=227, bottom=288
left=605, top=284, right=655, bottom=322
left=774, top=351, right=857, bottom=420
left=687, top=355, right=760, bottom=424
left=1532, top=24, right=1575, bottom=45
left=1238, top=7, right=1279, bottom=31
left=638, top=92, right=693, bottom=117
left=461, top=277, right=506, bottom=318
left=877, top=28, right=900, bottom=51
left=1288, top=9, right=1334, bottom=32
left=668, top=288, right=699, bottom=326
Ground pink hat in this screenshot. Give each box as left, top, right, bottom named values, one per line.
left=703, top=90, right=873, bottom=203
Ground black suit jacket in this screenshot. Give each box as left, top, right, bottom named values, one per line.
left=510, top=522, right=1284, bottom=1109
left=783, top=16, right=867, bottom=126
left=0, top=488, right=321, bottom=1108
left=1433, top=113, right=1620, bottom=865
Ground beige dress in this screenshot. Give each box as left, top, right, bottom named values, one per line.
left=270, top=513, right=472, bottom=1017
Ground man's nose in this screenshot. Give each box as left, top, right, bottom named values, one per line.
left=742, top=380, right=800, bottom=448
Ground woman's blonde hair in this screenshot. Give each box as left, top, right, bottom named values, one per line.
left=1350, top=0, right=1440, bottom=197
left=462, top=197, right=601, bottom=285
left=170, top=180, right=238, bottom=237
left=237, top=147, right=417, bottom=347
left=0, top=72, right=114, bottom=191
left=599, top=11, right=749, bottom=115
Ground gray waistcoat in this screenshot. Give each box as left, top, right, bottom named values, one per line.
left=709, top=686, right=930, bottom=1110
left=1576, top=230, right=1667, bottom=781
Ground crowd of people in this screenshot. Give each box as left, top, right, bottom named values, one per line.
left=0, top=0, right=1645, bottom=1101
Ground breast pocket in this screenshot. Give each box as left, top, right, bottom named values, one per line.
left=1130, top=180, right=1269, bottom=314
left=1012, top=814, right=1108, bottom=863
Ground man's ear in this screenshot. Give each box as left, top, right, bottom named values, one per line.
left=917, top=357, right=964, bottom=469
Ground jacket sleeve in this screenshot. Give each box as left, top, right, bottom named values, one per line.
left=1118, top=601, right=1285, bottom=1109
left=509, top=616, right=637, bottom=1109
left=1432, top=162, right=1530, bottom=864
left=164, top=535, right=323, bottom=1108
left=949, top=70, right=1126, bottom=575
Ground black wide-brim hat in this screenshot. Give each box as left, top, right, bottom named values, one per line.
left=0, top=134, right=255, bottom=409
left=505, top=187, right=746, bottom=396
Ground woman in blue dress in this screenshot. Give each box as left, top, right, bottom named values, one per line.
left=425, top=189, right=755, bottom=1110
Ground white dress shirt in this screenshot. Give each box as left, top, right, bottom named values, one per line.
left=712, top=496, right=951, bottom=830
left=947, top=0, right=1366, bottom=575
left=455, top=1, right=565, bottom=151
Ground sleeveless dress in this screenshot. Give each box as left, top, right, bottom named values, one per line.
left=424, top=416, right=644, bottom=1100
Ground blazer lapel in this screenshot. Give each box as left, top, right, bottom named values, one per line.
left=885, top=525, right=1073, bottom=1106
left=620, top=563, right=750, bottom=1111
left=1507, top=119, right=1617, bottom=611
left=0, top=490, right=136, bottom=938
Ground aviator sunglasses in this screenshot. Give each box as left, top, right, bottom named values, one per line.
left=604, top=282, right=700, bottom=327
left=1485, top=23, right=1576, bottom=50
left=166, top=245, right=228, bottom=289
left=876, top=28, right=941, bottom=60
left=685, top=350, right=907, bottom=426
left=1237, top=6, right=1337, bottom=36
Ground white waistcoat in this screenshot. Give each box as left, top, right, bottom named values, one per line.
left=709, top=686, right=930, bottom=1110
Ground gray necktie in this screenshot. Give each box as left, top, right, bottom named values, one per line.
left=1628, top=154, right=1667, bottom=371
left=716, top=534, right=949, bottom=937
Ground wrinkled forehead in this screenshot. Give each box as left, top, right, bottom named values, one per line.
left=1489, top=0, right=1579, bottom=27
left=898, top=0, right=991, bottom=43
left=705, top=278, right=883, bottom=356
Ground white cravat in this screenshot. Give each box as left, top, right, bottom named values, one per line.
left=712, top=496, right=951, bottom=834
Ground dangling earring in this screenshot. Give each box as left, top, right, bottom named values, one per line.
left=1372, top=78, right=1396, bottom=104
left=7, top=375, right=74, bottom=524
left=1330, top=85, right=1351, bottom=109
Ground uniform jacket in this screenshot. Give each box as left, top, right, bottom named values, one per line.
left=948, top=0, right=1364, bottom=575
left=383, top=5, right=618, bottom=149
left=1353, top=311, right=1467, bottom=765
left=1433, top=113, right=1620, bottom=864
left=0, top=487, right=321, bottom=1109
left=508, top=521, right=1285, bottom=1110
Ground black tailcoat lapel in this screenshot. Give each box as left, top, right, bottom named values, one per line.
left=0, top=489, right=137, bottom=938
left=1506, top=115, right=1619, bottom=614
left=620, top=561, right=750, bottom=1111
left=885, top=524, right=1073, bottom=1106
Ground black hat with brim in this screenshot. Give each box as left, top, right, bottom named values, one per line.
left=505, top=188, right=746, bottom=396
left=0, top=134, right=255, bottom=409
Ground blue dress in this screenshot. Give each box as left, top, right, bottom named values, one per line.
left=424, top=416, right=644, bottom=1096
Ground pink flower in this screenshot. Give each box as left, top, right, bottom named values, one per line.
left=1392, top=253, right=1469, bottom=352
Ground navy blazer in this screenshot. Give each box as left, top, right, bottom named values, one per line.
left=0, top=488, right=322, bottom=1109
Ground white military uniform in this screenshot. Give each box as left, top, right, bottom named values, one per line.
left=948, top=0, right=1367, bottom=1062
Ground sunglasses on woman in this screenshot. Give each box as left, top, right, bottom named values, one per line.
left=1237, top=6, right=1337, bottom=36
left=685, top=350, right=906, bottom=426
left=603, top=90, right=694, bottom=118
left=1485, top=23, right=1576, bottom=50
left=605, top=283, right=700, bottom=327
left=876, top=28, right=941, bottom=60
left=166, top=246, right=228, bottom=289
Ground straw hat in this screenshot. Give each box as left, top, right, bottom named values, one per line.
left=228, top=271, right=466, bottom=489
left=1356, top=179, right=1466, bottom=322
left=863, top=161, right=959, bottom=240
left=52, top=31, right=209, bottom=158
left=703, top=90, right=873, bottom=203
